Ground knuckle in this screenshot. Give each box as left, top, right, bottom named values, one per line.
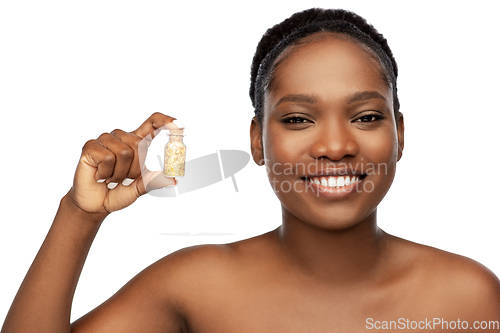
left=97, top=132, right=111, bottom=140
left=130, top=137, right=141, bottom=150
left=82, top=139, right=96, bottom=151
left=119, top=148, right=134, bottom=160
left=110, top=128, right=124, bottom=136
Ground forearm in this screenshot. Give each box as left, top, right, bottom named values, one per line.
left=1, top=192, right=107, bottom=333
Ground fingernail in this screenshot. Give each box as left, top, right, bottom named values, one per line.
left=107, top=182, right=118, bottom=189
left=122, top=178, right=134, bottom=186
left=173, top=119, right=185, bottom=129
left=96, top=179, right=106, bottom=183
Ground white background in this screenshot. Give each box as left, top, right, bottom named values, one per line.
left=1, top=0, right=499, bottom=324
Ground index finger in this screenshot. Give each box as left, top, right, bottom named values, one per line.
left=132, top=112, right=185, bottom=139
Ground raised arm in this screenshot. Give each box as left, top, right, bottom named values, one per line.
left=1, top=113, right=183, bottom=333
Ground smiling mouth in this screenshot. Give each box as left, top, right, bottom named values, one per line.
left=302, top=175, right=367, bottom=188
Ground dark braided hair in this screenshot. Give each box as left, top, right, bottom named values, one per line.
left=250, top=8, right=400, bottom=125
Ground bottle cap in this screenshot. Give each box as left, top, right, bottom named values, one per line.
left=167, top=129, right=185, bottom=136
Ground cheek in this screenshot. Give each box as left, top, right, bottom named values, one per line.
left=262, top=126, right=308, bottom=190
left=364, top=130, right=398, bottom=160
left=263, top=125, right=302, bottom=164
left=359, top=129, right=399, bottom=192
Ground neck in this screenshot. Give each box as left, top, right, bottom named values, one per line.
left=276, top=206, right=388, bottom=285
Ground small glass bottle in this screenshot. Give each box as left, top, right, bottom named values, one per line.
left=164, top=129, right=186, bottom=177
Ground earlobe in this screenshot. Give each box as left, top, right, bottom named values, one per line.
left=250, top=117, right=265, bottom=166
left=396, top=113, right=405, bottom=161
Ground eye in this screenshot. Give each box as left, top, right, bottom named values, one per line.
left=354, top=113, right=385, bottom=123
left=281, top=116, right=311, bottom=124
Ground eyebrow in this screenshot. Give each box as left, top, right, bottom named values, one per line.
left=347, top=91, right=387, bottom=104
left=275, top=94, right=318, bottom=107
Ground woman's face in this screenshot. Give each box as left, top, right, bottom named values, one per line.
left=251, top=35, right=404, bottom=230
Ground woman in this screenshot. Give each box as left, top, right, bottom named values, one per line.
left=2, top=8, right=499, bottom=333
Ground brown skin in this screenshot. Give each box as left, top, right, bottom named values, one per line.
left=2, top=36, right=500, bottom=333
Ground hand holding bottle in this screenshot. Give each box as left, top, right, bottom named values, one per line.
left=69, top=112, right=183, bottom=215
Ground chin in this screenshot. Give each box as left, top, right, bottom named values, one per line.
left=278, top=187, right=380, bottom=231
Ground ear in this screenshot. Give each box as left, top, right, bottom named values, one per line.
left=250, top=116, right=265, bottom=166
left=396, top=112, right=404, bottom=161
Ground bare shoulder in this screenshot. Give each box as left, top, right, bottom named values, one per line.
left=388, top=234, right=500, bottom=320
left=155, top=229, right=275, bottom=273
left=151, top=229, right=277, bottom=301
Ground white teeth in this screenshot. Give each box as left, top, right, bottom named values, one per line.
left=337, top=177, right=345, bottom=187
left=328, top=177, right=336, bottom=187
left=307, top=175, right=362, bottom=188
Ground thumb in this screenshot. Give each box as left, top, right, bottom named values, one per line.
left=138, top=170, right=177, bottom=195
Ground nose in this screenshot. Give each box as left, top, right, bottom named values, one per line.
left=309, top=121, right=359, bottom=161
